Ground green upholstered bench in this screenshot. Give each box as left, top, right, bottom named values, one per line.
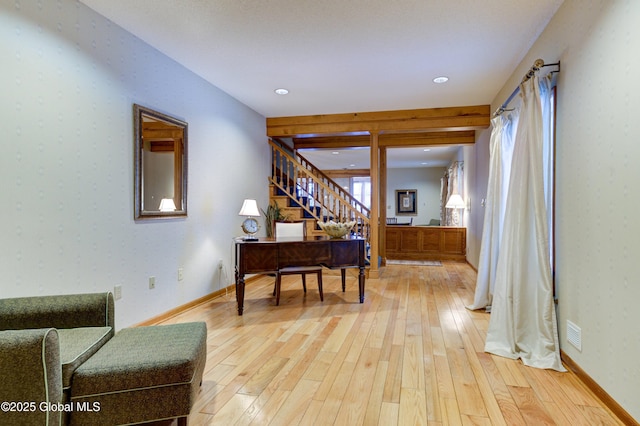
left=0, top=292, right=115, bottom=424
left=69, top=322, right=207, bottom=426
left=0, top=328, right=64, bottom=426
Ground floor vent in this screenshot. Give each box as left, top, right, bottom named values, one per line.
left=567, top=320, right=582, bottom=351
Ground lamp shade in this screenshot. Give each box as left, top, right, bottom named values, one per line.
left=238, top=199, right=260, bottom=217
left=159, top=198, right=177, bottom=211
left=445, top=193, right=465, bottom=209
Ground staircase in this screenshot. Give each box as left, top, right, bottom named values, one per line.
left=268, top=185, right=323, bottom=238
left=268, top=139, right=371, bottom=253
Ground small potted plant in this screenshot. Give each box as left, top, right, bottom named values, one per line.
left=261, top=201, right=288, bottom=237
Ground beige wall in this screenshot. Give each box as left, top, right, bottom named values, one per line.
left=0, top=0, right=269, bottom=328
left=467, top=0, right=640, bottom=419
left=386, top=167, right=445, bottom=225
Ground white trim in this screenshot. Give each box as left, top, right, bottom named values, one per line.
left=41, top=328, right=60, bottom=426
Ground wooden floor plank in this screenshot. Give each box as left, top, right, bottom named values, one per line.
left=379, top=401, right=399, bottom=426
left=244, top=389, right=289, bottom=426
left=238, top=356, right=289, bottom=396
left=209, top=393, right=256, bottom=425
left=459, top=334, right=507, bottom=426
left=398, top=387, right=428, bottom=425
left=363, top=360, right=389, bottom=425
left=146, top=262, right=627, bottom=426
left=441, top=397, right=463, bottom=425
left=382, top=343, right=404, bottom=404
left=476, top=352, right=526, bottom=425
left=508, top=385, right=555, bottom=425
left=333, top=347, right=381, bottom=425
left=297, top=399, right=325, bottom=426
left=268, top=379, right=320, bottom=426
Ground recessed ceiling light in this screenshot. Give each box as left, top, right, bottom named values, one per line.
left=349, top=164, right=356, bottom=167
left=423, top=148, right=431, bottom=152
left=274, top=88, right=289, bottom=95
left=433, top=76, right=449, bottom=84
left=332, top=151, right=339, bottom=155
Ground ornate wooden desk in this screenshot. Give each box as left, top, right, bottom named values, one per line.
left=234, top=236, right=366, bottom=315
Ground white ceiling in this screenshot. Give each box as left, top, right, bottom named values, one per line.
left=79, top=0, right=562, bottom=118
left=79, top=0, right=562, bottom=169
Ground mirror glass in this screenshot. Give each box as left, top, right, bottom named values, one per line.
left=134, top=104, right=188, bottom=219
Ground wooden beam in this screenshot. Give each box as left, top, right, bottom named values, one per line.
left=292, top=131, right=475, bottom=149
left=142, top=121, right=184, bottom=139
left=369, top=132, right=380, bottom=279
left=142, top=121, right=178, bottom=129
left=323, top=169, right=370, bottom=178
left=380, top=146, right=387, bottom=263
left=294, top=135, right=370, bottom=149
left=142, top=129, right=184, bottom=139
left=379, top=131, right=475, bottom=147
left=149, top=140, right=175, bottom=152
left=267, top=105, right=490, bottom=137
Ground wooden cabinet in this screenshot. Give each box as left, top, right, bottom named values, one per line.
left=385, top=226, right=466, bottom=261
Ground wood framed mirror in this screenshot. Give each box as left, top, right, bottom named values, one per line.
left=134, top=104, right=188, bottom=219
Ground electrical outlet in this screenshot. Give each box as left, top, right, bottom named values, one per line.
left=149, top=276, right=155, bottom=289
left=114, top=285, right=122, bottom=300
left=178, top=268, right=184, bottom=281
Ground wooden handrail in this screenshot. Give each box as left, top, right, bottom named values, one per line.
left=295, top=150, right=371, bottom=218
left=269, top=140, right=371, bottom=244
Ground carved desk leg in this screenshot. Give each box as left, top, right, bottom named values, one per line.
left=235, top=268, right=245, bottom=316
left=358, top=266, right=365, bottom=303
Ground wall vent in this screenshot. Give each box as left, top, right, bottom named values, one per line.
left=567, top=320, right=582, bottom=351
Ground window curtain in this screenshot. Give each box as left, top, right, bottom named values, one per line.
left=440, top=171, right=449, bottom=225
left=483, top=75, right=565, bottom=371
left=441, top=161, right=463, bottom=226
left=540, top=76, right=555, bottom=268
left=467, top=112, right=517, bottom=310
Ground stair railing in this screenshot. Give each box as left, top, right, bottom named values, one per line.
left=269, top=140, right=371, bottom=243
left=295, top=151, right=371, bottom=219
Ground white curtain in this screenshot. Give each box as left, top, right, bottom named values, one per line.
left=442, top=161, right=464, bottom=226
left=467, top=112, right=517, bottom=310
left=540, top=76, right=555, bottom=266
left=484, top=75, right=565, bottom=371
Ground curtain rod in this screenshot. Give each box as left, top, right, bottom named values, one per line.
left=493, top=59, right=561, bottom=117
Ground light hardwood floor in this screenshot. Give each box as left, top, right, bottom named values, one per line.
left=154, top=262, right=625, bottom=425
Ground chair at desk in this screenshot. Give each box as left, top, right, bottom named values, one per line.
left=386, top=217, right=397, bottom=225
left=273, top=221, right=323, bottom=306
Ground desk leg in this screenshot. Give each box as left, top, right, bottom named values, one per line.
left=236, top=276, right=245, bottom=315
left=358, top=266, right=365, bottom=303
left=341, top=269, right=346, bottom=292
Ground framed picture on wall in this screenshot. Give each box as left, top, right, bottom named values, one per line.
left=395, top=189, right=417, bottom=215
